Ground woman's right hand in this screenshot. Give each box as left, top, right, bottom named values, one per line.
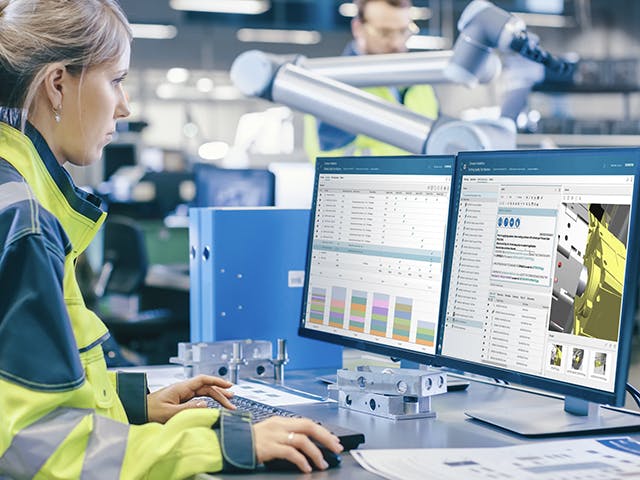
left=253, top=417, right=344, bottom=473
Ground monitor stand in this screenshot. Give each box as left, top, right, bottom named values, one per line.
left=466, top=396, right=640, bottom=437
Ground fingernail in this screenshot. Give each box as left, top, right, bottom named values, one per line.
left=196, top=401, right=207, bottom=407
left=321, top=460, right=329, bottom=470
left=305, top=464, right=313, bottom=473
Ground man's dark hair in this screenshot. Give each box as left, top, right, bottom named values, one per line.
left=355, top=0, right=412, bottom=22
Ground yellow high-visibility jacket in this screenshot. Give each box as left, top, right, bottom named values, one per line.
left=0, top=111, right=254, bottom=479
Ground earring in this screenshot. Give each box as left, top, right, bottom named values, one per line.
left=53, top=105, right=61, bottom=123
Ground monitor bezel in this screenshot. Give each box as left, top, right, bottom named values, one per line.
left=437, top=148, right=640, bottom=407
left=298, top=155, right=456, bottom=367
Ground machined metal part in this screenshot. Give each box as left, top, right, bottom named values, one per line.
left=335, top=367, right=447, bottom=420
left=338, top=390, right=436, bottom=420
left=337, top=367, right=447, bottom=397
left=271, top=338, right=289, bottom=383
left=170, top=340, right=274, bottom=381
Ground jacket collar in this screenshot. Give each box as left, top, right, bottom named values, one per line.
left=0, top=108, right=106, bottom=255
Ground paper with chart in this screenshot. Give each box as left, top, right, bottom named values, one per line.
left=352, top=436, right=640, bottom=480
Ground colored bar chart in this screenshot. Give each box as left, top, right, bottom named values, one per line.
left=416, top=320, right=435, bottom=346
left=392, top=297, right=413, bottom=341
left=371, top=293, right=390, bottom=337
left=349, top=290, right=367, bottom=332
left=329, top=286, right=347, bottom=327
left=309, top=287, right=326, bottom=324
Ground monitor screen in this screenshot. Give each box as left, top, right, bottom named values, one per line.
left=103, top=143, right=136, bottom=180
left=299, top=155, right=455, bottom=363
left=440, top=148, right=640, bottom=408
left=194, top=164, right=275, bottom=207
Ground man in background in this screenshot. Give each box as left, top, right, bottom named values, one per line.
left=306, top=0, right=439, bottom=159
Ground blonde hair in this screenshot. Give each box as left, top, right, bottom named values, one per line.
left=0, top=0, right=132, bottom=129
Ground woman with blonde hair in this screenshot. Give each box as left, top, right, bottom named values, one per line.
left=0, top=1, right=341, bottom=477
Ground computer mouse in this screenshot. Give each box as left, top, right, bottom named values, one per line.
left=264, top=443, right=342, bottom=472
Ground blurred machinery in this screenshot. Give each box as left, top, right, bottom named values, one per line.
left=230, top=0, right=574, bottom=155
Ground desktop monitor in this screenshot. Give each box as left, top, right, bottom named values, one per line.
left=193, top=163, right=275, bottom=207
left=439, top=148, right=640, bottom=436
left=103, top=143, right=136, bottom=180
left=299, top=155, right=455, bottom=364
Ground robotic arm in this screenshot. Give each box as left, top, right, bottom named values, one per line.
left=230, top=0, right=573, bottom=155
left=445, top=0, right=573, bottom=87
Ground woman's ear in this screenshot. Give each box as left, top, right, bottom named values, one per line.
left=40, top=62, right=67, bottom=111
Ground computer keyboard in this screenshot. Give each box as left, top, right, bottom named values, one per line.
left=205, top=395, right=365, bottom=451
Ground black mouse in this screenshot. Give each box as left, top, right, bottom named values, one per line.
left=264, top=443, right=342, bottom=472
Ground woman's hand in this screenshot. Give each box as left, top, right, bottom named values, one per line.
left=253, top=417, right=343, bottom=473
left=147, top=374, right=235, bottom=423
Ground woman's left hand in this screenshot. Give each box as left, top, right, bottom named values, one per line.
left=147, top=374, right=236, bottom=423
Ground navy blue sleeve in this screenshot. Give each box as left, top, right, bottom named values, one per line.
left=211, top=409, right=256, bottom=472
left=317, top=120, right=357, bottom=152
left=0, top=232, right=84, bottom=391
left=116, top=371, right=148, bottom=424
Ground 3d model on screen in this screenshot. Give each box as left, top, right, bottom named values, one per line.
left=550, top=203, right=629, bottom=343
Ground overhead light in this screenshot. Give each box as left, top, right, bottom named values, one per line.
left=183, top=122, right=199, bottom=138
left=410, top=7, right=431, bottom=20
left=199, top=141, right=229, bottom=161
left=338, top=2, right=358, bottom=17
left=406, top=35, right=450, bottom=50
left=339, top=2, right=431, bottom=20
left=197, top=78, right=214, bottom=93
left=237, top=28, right=321, bottom=45
left=525, top=0, right=563, bottom=14
left=170, top=0, right=269, bottom=15
left=166, top=68, right=190, bottom=84
left=213, top=85, right=242, bottom=100
left=155, top=83, right=176, bottom=100
left=514, top=12, right=574, bottom=28
left=130, top=23, right=177, bottom=40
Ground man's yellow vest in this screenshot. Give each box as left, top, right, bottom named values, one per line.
left=305, top=84, right=439, bottom=161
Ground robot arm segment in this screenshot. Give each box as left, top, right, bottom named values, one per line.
left=270, top=63, right=434, bottom=154
left=447, top=0, right=574, bottom=86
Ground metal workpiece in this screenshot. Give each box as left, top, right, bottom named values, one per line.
left=335, top=367, right=447, bottom=420
left=338, top=389, right=436, bottom=420
left=337, top=367, right=447, bottom=397
left=170, top=340, right=275, bottom=381
left=271, top=338, right=289, bottom=383
left=228, top=342, right=246, bottom=384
